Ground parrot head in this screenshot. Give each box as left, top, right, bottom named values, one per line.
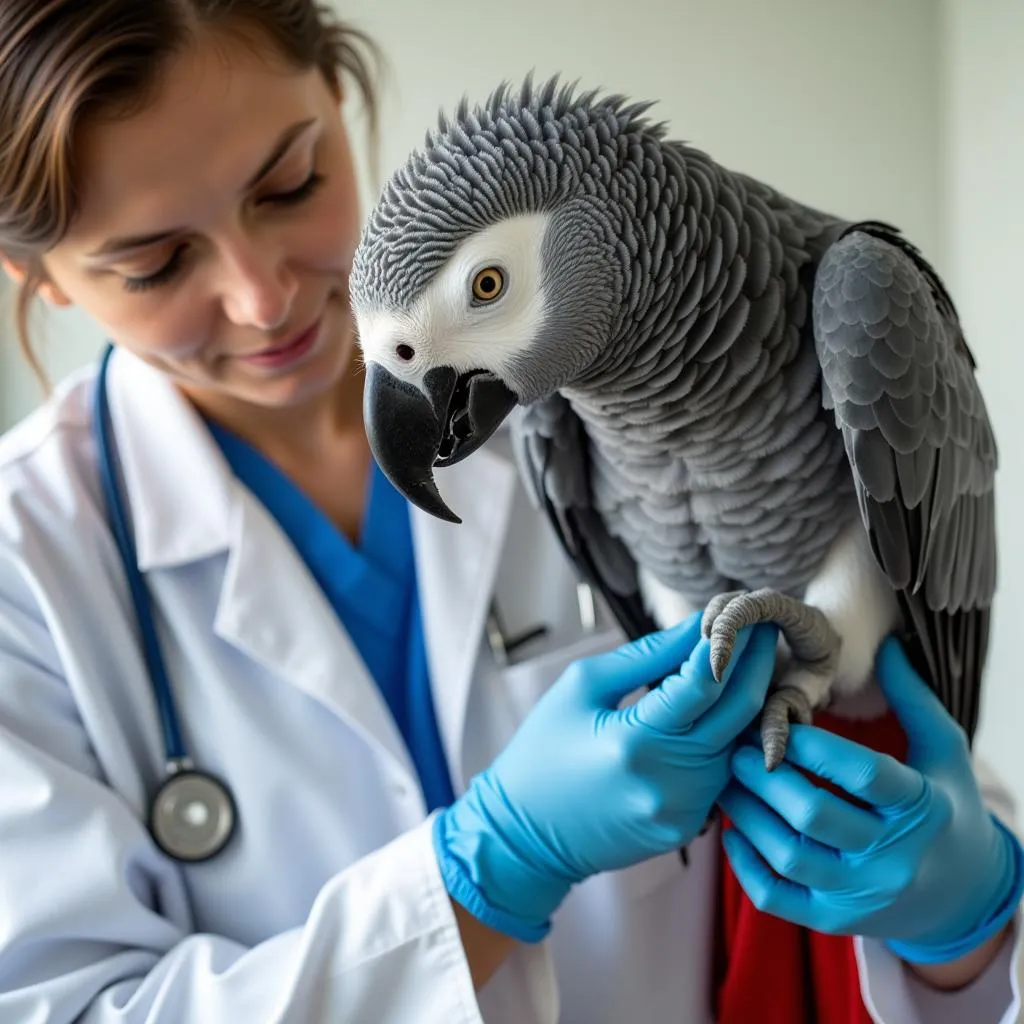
left=350, top=76, right=665, bottom=522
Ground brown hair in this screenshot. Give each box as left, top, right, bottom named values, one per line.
left=0, top=0, right=383, bottom=387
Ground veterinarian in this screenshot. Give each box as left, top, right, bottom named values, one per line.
left=0, top=2, right=1018, bottom=1021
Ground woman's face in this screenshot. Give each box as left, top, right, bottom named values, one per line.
left=33, top=28, right=362, bottom=413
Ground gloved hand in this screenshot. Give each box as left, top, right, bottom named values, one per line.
left=434, top=614, right=779, bottom=942
left=719, top=636, right=1024, bottom=964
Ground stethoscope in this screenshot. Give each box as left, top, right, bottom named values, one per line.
left=92, top=344, right=599, bottom=863
left=94, top=343, right=237, bottom=863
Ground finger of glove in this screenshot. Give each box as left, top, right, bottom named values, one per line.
left=731, top=745, right=886, bottom=851
left=689, top=624, right=780, bottom=747
left=875, top=637, right=971, bottom=773
left=721, top=827, right=818, bottom=929
left=630, top=628, right=752, bottom=733
left=781, top=724, right=926, bottom=813
left=719, top=782, right=846, bottom=891
left=577, top=612, right=704, bottom=710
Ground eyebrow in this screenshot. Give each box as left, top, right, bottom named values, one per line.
left=86, top=117, right=319, bottom=259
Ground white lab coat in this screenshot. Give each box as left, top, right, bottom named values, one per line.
left=0, top=346, right=1020, bottom=1024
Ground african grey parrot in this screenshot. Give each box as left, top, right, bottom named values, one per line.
left=349, top=77, right=997, bottom=769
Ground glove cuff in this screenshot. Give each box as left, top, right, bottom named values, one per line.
left=884, top=813, right=1024, bottom=965
left=432, top=803, right=563, bottom=944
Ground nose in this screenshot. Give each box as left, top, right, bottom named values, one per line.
left=219, top=235, right=298, bottom=331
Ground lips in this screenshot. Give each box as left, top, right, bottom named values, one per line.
left=262, top=321, right=318, bottom=355
left=240, top=317, right=322, bottom=367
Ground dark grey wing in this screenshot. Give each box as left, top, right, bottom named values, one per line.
left=812, top=221, right=998, bottom=742
left=509, top=395, right=657, bottom=641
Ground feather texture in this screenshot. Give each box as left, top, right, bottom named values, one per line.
left=351, top=77, right=999, bottom=743
left=812, top=223, right=997, bottom=740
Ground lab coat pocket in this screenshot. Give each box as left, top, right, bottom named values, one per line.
left=497, top=627, right=623, bottom=723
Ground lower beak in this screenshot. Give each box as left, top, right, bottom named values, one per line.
left=363, top=363, right=518, bottom=523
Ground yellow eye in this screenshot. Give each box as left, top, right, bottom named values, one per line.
left=472, top=266, right=505, bottom=302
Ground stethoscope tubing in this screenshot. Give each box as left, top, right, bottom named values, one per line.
left=95, top=344, right=189, bottom=763
left=94, top=344, right=236, bottom=863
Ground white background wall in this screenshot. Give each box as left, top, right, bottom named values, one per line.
left=0, top=2, right=1020, bottom=794
left=942, top=0, right=1024, bottom=802
left=1, top=0, right=944, bottom=421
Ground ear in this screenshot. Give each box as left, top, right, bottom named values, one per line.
left=0, top=255, right=72, bottom=307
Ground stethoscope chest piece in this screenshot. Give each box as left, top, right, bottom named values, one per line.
left=149, top=763, right=237, bottom=863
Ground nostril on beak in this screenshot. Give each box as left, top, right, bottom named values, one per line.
left=396, top=344, right=415, bottom=362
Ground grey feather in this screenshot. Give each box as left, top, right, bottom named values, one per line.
left=350, top=76, right=999, bottom=742
left=813, top=222, right=997, bottom=737
left=509, top=399, right=655, bottom=638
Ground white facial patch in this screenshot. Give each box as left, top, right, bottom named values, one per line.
left=354, top=213, right=551, bottom=388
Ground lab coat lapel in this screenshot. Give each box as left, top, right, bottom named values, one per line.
left=107, top=348, right=418, bottom=784
left=411, top=448, right=516, bottom=791
left=213, top=489, right=420, bottom=783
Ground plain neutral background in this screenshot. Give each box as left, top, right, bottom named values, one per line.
left=0, top=1, right=1021, bottom=797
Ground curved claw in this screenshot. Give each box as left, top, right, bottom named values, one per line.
left=760, top=688, right=814, bottom=771
left=710, top=628, right=737, bottom=683
left=702, top=591, right=747, bottom=682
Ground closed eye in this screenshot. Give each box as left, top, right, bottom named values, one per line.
left=260, top=169, right=325, bottom=208
left=122, top=245, right=188, bottom=294
left=121, top=170, right=327, bottom=293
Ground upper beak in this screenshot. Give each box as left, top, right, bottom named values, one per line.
left=363, top=362, right=518, bottom=523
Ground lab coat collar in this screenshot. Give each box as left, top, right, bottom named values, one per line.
left=106, top=345, right=518, bottom=789
left=106, top=347, right=235, bottom=571
left=107, top=351, right=418, bottom=775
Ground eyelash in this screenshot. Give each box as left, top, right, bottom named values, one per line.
left=122, top=171, right=327, bottom=294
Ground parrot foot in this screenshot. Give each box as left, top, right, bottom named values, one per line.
left=700, top=588, right=841, bottom=770
left=760, top=686, right=814, bottom=771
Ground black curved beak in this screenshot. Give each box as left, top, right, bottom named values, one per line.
left=364, top=363, right=518, bottom=524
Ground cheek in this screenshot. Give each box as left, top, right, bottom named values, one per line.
left=40, top=250, right=210, bottom=360
left=306, top=168, right=360, bottom=273
left=77, top=287, right=210, bottom=362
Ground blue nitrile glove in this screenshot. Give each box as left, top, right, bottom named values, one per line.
left=719, top=635, right=1024, bottom=965
left=433, top=614, right=780, bottom=943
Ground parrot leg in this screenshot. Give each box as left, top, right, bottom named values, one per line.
left=701, top=589, right=841, bottom=770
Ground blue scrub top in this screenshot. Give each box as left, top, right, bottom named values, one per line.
left=205, top=419, right=455, bottom=813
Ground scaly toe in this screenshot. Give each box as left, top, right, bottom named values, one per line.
left=701, top=590, right=746, bottom=641
left=762, top=733, right=788, bottom=773
left=709, top=623, right=738, bottom=683
left=707, top=591, right=765, bottom=682
left=760, top=688, right=814, bottom=771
